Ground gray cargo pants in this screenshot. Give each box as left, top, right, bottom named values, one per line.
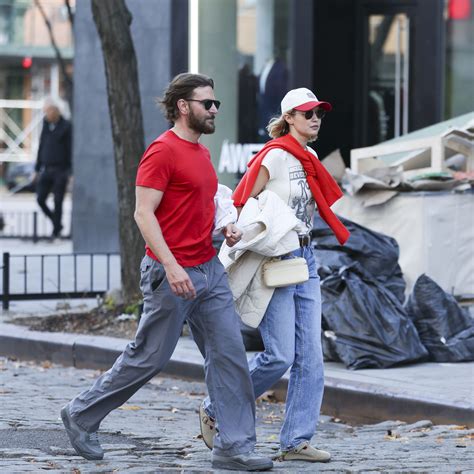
left=69, top=255, right=256, bottom=456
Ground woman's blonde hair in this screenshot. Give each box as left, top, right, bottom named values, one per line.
left=266, top=111, right=319, bottom=142
left=266, top=114, right=291, bottom=138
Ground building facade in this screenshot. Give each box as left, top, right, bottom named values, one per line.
left=0, top=0, right=73, bottom=166
left=72, top=0, right=474, bottom=253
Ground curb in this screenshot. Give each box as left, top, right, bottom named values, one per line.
left=0, top=323, right=472, bottom=427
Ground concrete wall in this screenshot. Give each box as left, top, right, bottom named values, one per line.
left=72, top=0, right=174, bottom=253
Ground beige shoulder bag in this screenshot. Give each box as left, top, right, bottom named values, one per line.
left=262, top=257, right=309, bottom=288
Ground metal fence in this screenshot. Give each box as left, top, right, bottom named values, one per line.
left=0, top=210, right=71, bottom=241
left=1, top=251, right=120, bottom=310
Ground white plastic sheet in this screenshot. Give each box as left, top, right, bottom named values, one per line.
left=333, top=191, right=474, bottom=296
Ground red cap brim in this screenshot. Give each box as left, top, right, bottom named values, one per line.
left=294, top=101, right=332, bottom=112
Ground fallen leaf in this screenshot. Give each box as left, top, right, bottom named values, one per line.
left=119, top=405, right=142, bottom=411
left=384, top=431, right=409, bottom=442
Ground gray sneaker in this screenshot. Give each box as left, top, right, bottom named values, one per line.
left=60, top=404, right=104, bottom=460
left=212, top=451, right=273, bottom=471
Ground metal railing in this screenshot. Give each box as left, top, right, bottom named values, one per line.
left=1, top=251, right=121, bottom=310
left=0, top=210, right=71, bottom=241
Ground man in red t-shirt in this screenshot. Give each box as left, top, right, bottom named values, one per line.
left=61, top=73, right=272, bottom=472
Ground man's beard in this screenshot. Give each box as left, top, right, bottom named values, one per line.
left=188, top=107, right=215, bottom=134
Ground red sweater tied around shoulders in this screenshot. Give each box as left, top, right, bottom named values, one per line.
left=232, top=133, right=350, bottom=245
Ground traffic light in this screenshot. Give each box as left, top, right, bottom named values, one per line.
left=22, top=57, right=32, bottom=69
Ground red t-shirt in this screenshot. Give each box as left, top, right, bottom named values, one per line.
left=136, top=130, right=217, bottom=266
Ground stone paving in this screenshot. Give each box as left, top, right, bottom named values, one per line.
left=0, top=357, right=472, bottom=473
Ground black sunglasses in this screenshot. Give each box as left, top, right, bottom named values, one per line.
left=186, top=99, right=221, bottom=111
left=294, top=108, right=327, bottom=120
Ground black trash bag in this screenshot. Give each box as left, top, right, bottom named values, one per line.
left=313, top=216, right=406, bottom=303
left=405, top=274, right=474, bottom=362
left=321, top=263, right=428, bottom=369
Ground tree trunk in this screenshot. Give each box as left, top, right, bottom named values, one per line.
left=91, top=0, right=145, bottom=303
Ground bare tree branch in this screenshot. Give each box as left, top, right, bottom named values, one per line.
left=33, top=0, right=73, bottom=106
left=64, top=0, right=74, bottom=26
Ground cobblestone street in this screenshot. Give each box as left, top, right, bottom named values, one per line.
left=0, top=357, right=472, bottom=472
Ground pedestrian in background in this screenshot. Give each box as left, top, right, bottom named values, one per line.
left=33, top=97, right=72, bottom=239
left=201, top=88, right=349, bottom=463
left=60, top=73, right=273, bottom=472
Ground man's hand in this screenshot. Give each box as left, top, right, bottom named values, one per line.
left=163, top=262, right=196, bottom=299
left=223, top=223, right=242, bottom=247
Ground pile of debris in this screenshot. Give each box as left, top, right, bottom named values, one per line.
left=344, top=112, right=474, bottom=206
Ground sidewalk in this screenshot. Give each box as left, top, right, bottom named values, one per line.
left=0, top=321, right=472, bottom=427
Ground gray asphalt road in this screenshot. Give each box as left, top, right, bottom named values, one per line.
left=0, top=357, right=472, bottom=472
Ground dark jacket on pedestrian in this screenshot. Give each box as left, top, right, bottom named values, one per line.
left=35, top=117, right=72, bottom=172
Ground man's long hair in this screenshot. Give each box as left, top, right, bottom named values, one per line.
left=158, top=73, right=214, bottom=124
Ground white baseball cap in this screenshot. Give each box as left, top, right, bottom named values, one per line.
left=280, top=87, right=332, bottom=114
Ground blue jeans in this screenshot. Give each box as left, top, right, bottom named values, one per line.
left=204, top=245, right=324, bottom=451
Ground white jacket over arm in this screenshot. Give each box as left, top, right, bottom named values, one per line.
left=219, top=190, right=305, bottom=328
left=213, top=184, right=238, bottom=235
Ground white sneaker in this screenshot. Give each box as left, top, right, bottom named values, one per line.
left=199, top=401, right=217, bottom=449
left=279, top=441, right=331, bottom=462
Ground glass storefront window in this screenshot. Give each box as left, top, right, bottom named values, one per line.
left=0, top=4, right=12, bottom=46
left=237, top=0, right=290, bottom=143
left=445, top=0, right=474, bottom=118
left=366, top=13, right=409, bottom=146
left=195, top=0, right=290, bottom=185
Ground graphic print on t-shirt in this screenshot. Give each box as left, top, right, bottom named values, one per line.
left=289, top=166, right=315, bottom=231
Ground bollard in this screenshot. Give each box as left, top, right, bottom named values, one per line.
left=2, top=252, right=10, bottom=310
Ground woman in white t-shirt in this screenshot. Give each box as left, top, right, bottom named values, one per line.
left=201, top=88, right=345, bottom=463
left=245, top=88, right=331, bottom=462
